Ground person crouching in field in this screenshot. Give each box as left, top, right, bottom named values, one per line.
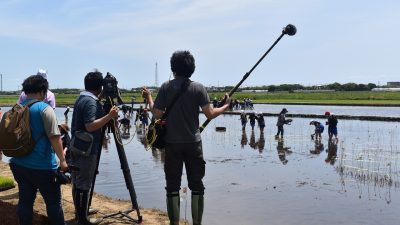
left=310, top=120, right=324, bottom=140
left=142, top=50, right=230, bottom=225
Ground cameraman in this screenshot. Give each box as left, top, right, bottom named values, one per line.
left=70, top=71, right=118, bottom=225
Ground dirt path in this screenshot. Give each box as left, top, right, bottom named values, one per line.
left=0, top=161, right=182, bottom=225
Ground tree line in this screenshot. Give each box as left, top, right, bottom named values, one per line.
left=236, top=82, right=378, bottom=92
left=0, top=82, right=379, bottom=95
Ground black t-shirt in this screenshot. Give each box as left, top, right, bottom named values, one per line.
left=154, top=77, right=210, bottom=143
left=71, top=94, right=105, bottom=155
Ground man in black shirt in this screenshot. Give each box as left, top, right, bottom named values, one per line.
left=142, top=50, right=230, bottom=225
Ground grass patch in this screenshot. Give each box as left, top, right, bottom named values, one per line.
left=1, top=91, right=400, bottom=106
left=0, top=176, right=15, bottom=191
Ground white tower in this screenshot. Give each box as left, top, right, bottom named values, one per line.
left=155, top=62, right=159, bottom=87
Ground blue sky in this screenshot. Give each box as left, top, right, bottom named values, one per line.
left=0, top=0, right=399, bottom=91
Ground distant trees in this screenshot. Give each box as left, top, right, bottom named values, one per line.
left=0, top=82, right=381, bottom=95
left=236, top=82, right=379, bottom=92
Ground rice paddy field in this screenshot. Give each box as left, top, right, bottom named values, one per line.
left=1, top=105, right=400, bottom=225
left=1, top=91, right=400, bottom=106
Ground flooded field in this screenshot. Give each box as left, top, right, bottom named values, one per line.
left=253, top=104, right=400, bottom=117
left=2, top=106, right=400, bottom=225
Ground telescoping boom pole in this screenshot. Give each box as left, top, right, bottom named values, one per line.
left=199, top=24, right=297, bottom=133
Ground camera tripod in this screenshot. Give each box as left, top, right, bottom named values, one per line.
left=88, top=96, right=142, bottom=224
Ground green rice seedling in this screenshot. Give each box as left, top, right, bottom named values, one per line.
left=0, top=176, right=15, bottom=191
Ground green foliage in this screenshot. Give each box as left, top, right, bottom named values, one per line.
left=209, top=91, right=400, bottom=105
left=1, top=91, right=400, bottom=106
left=0, top=176, right=14, bottom=190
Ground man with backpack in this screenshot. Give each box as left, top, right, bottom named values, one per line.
left=1, top=75, right=68, bottom=225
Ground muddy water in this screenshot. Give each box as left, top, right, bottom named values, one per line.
left=252, top=104, right=400, bottom=117
left=2, top=107, right=400, bottom=225
left=90, top=114, right=400, bottom=225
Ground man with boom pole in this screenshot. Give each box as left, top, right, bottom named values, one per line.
left=142, top=51, right=230, bottom=225
left=143, top=24, right=296, bottom=225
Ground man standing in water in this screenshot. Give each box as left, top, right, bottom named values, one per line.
left=142, top=50, right=230, bottom=225
left=275, top=108, right=289, bottom=138
left=325, top=111, right=339, bottom=143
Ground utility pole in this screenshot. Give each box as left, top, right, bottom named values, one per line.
left=155, top=62, right=159, bottom=87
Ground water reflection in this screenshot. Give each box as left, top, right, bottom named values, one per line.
left=102, top=134, right=111, bottom=150
left=310, top=139, right=324, bottom=155
left=256, top=132, right=265, bottom=153
left=240, top=130, right=266, bottom=153
left=249, top=130, right=256, bottom=149
left=240, top=129, right=248, bottom=148
left=151, top=148, right=165, bottom=163
left=325, top=141, right=337, bottom=165
left=276, top=138, right=292, bottom=165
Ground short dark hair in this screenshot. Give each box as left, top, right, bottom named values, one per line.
left=84, top=70, right=103, bottom=92
left=22, top=75, right=49, bottom=94
left=170, top=50, right=195, bottom=77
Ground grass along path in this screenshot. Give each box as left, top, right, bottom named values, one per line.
left=1, top=91, right=400, bottom=106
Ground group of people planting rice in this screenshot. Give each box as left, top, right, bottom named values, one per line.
left=238, top=108, right=339, bottom=143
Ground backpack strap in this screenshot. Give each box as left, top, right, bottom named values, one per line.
left=24, top=99, right=46, bottom=142
left=25, top=99, right=41, bottom=108
left=162, top=79, right=191, bottom=119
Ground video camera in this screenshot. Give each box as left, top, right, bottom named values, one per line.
left=54, top=165, right=80, bottom=185
left=103, top=72, right=120, bottom=99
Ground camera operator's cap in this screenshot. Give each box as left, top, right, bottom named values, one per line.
left=37, top=68, right=47, bottom=79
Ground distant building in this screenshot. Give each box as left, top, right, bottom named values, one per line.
left=371, top=88, right=400, bottom=92
left=293, top=89, right=335, bottom=93
left=241, top=89, right=269, bottom=93
left=387, top=82, right=400, bottom=88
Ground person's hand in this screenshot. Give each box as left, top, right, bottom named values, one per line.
left=59, top=159, right=68, bottom=172
left=108, top=105, right=119, bottom=118
left=141, top=86, right=151, bottom=100
left=222, top=93, right=231, bottom=107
